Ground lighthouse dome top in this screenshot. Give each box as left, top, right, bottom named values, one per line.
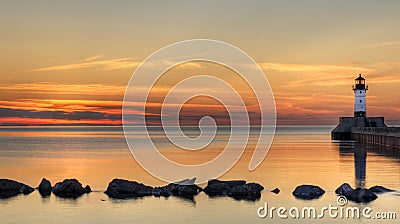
left=353, top=74, right=368, bottom=91
left=355, top=74, right=365, bottom=80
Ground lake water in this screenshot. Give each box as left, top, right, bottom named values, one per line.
left=0, top=125, right=399, bottom=223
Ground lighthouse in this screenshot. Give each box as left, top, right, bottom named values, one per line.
left=353, top=74, right=368, bottom=117
left=332, top=74, right=387, bottom=140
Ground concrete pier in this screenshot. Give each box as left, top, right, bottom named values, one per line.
left=351, top=127, right=400, bottom=147
left=332, top=117, right=400, bottom=147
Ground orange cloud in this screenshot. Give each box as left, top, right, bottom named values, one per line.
left=0, top=117, right=122, bottom=125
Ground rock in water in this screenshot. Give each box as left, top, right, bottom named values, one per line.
left=369, top=185, right=394, bottom=194
left=104, top=179, right=153, bottom=199
left=38, top=178, right=52, bottom=197
left=350, top=188, right=378, bottom=203
left=228, top=183, right=264, bottom=201
left=0, top=179, right=34, bottom=198
left=271, top=188, right=280, bottom=194
left=84, top=185, right=92, bottom=193
left=335, top=183, right=378, bottom=203
left=170, top=183, right=202, bottom=197
left=335, top=183, right=354, bottom=196
left=292, top=185, right=325, bottom=200
left=203, top=179, right=263, bottom=201
left=203, top=179, right=247, bottom=196
left=52, top=179, right=90, bottom=198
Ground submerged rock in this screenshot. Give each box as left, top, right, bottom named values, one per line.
left=292, top=185, right=325, bottom=200
left=38, top=178, right=52, bottom=197
left=203, top=179, right=263, bottom=201
left=52, top=179, right=90, bottom=198
left=0, top=179, right=34, bottom=199
left=335, top=183, right=378, bottom=203
left=105, top=179, right=153, bottom=199
left=369, top=185, right=394, bottom=194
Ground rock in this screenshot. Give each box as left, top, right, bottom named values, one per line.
left=203, top=179, right=246, bottom=196
left=173, top=184, right=202, bottom=197
left=84, top=185, right=92, bottom=193
left=228, top=183, right=264, bottom=201
left=349, top=188, right=378, bottom=203
left=335, top=183, right=378, bottom=203
left=335, top=183, right=354, bottom=196
left=292, top=185, right=325, bottom=200
left=52, top=179, right=89, bottom=198
left=208, top=179, right=246, bottom=188
left=105, top=178, right=201, bottom=199
left=0, top=179, right=34, bottom=198
left=369, top=186, right=394, bottom=194
left=271, top=188, right=280, bottom=194
left=152, top=186, right=172, bottom=197
left=104, top=179, right=153, bottom=199
left=153, top=181, right=202, bottom=199
left=203, top=179, right=263, bottom=201
left=20, top=185, right=34, bottom=195
left=38, top=178, right=52, bottom=197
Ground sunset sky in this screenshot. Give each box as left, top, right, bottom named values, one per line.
left=1, top=0, right=400, bottom=125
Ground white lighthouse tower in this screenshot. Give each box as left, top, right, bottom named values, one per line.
left=353, top=74, right=368, bottom=117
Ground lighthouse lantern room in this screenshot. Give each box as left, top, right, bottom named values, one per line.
left=352, top=74, right=368, bottom=117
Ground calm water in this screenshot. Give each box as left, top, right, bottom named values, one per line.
left=0, top=125, right=399, bottom=223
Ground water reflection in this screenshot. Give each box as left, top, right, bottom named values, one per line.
left=335, top=140, right=400, bottom=188
left=354, top=143, right=366, bottom=188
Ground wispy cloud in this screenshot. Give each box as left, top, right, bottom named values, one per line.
left=83, top=54, right=105, bottom=62
left=259, top=63, right=373, bottom=73
left=365, top=41, right=400, bottom=48
left=30, top=55, right=208, bottom=72
left=31, top=56, right=140, bottom=72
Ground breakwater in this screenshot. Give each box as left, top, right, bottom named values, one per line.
left=331, top=117, right=400, bottom=147
left=351, top=127, right=400, bottom=147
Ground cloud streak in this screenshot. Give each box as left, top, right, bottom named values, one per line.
left=31, top=56, right=140, bottom=72
left=259, top=63, right=373, bottom=73
left=365, top=41, right=400, bottom=48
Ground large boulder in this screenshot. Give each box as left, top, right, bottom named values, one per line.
left=104, top=179, right=153, bottom=199
left=0, top=179, right=34, bottom=198
left=292, top=185, right=325, bottom=200
left=369, top=185, right=394, bottom=194
left=38, top=178, right=52, bottom=197
left=335, top=183, right=378, bottom=203
left=52, top=179, right=90, bottom=198
left=203, top=179, right=263, bottom=201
